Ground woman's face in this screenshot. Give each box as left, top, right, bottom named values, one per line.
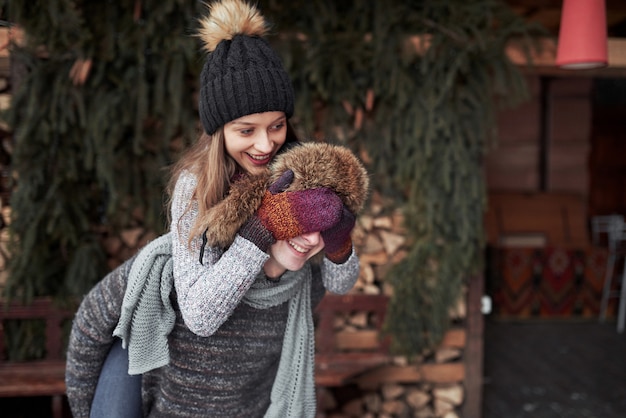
left=270, top=232, right=325, bottom=273
left=223, top=111, right=288, bottom=175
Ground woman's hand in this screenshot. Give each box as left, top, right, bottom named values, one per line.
left=320, top=205, right=356, bottom=264
left=239, top=170, right=343, bottom=252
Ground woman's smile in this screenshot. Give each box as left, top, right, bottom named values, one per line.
left=287, top=239, right=311, bottom=255
left=246, top=152, right=272, bottom=165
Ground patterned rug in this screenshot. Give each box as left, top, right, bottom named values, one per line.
left=487, top=247, right=618, bottom=318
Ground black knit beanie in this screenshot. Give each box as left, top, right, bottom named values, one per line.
left=197, top=1, right=295, bottom=135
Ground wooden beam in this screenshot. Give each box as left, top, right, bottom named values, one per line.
left=507, top=37, right=626, bottom=77
left=505, top=0, right=626, bottom=13
left=462, top=274, right=485, bottom=418
left=420, top=363, right=465, bottom=383
left=407, top=34, right=626, bottom=77
left=355, top=362, right=466, bottom=388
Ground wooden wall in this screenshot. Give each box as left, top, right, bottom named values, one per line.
left=485, top=75, right=593, bottom=197
left=484, top=74, right=626, bottom=248
left=485, top=76, right=543, bottom=192
left=588, top=104, right=626, bottom=218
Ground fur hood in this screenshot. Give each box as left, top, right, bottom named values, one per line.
left=202, top=142, right=370, bottom=248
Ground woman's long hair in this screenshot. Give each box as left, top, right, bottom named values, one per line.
left=166, top=121, right=300, bottom=243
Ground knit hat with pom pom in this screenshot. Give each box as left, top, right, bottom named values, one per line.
left=197, top=0, right=295, bottom=135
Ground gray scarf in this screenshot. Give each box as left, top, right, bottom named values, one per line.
left=113, top=233, right=316, bottom=418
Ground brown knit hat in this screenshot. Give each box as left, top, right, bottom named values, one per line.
left=197, top=0, right=295, bottom=134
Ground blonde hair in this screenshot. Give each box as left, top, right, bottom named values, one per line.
left=166, top=128, right=237, bottom=241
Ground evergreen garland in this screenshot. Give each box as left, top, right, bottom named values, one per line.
left=1, top=0, right=541, bottom=358
left=263, top=0, right=540, bottom=356
left=3, top=0, right=204, bottom=301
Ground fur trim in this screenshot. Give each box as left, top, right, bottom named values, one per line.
left=197, top=0, right=268, bottom=53
left=270, top=143, right=369, bottom=215
left=200, top=174, right=268, bottom=249
left=202, top=142, right=370, bottom=248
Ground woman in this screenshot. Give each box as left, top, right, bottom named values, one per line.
left=65, top=1, right=368, bottom=417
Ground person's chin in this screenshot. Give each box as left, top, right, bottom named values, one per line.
left=282, top=259, right=307, bottom=272
left=243, top=164, right=267, bottom=175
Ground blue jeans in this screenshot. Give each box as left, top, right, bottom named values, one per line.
left=90, top=338, right=143, bottom=418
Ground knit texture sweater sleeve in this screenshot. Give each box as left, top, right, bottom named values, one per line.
left=65, top=256, right=133, bottom=418
left=170, top=171, right=269, bottom=336
left=320, top=248, right=360, bottom=294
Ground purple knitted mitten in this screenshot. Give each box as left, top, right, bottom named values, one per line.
left=239, top=170, right=344, bottom=252
left=321, top=205, right=356, bottom=264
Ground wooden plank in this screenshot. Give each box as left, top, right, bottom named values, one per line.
left=315, top=353, right=391, bottom=387
left=0, top=373, right=66, bottom=396
left=0, top=361, right=66, bottom=376
left=335, top=330, right=381, bottom=351
left=315, top=293, right=389, bottom=314
left=356, top=362, right=465, bottom=387
left=419, top=363, right=465, bottom=383
left=462, top=274, right=485, bottom=418
left=440, top=328, right=466, bottom=348
left=315, top=369, right=362, bottom=387
left=355, top=365, right=422, bottom=388
left=486, top=171, right=539, bottom=192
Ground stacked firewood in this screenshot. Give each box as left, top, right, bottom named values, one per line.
left=101, top=225, right=157, bottom=271
left=317, top=191, right=469, bottom=417
left=351, top=191, right=407, bottom=297
left=318, top=380, right=465, bottom=418
left=316, top=324, right=467, bottom=417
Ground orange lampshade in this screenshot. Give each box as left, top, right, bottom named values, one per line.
left=556, top=0, right=608, bottom=69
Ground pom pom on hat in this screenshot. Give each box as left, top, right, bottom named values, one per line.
left=196, top=0, right=295, bottom=134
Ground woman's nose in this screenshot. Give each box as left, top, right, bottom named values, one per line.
left=254, top=131, right=274, bottom=153
left=301, top=231, right=322, bottom=245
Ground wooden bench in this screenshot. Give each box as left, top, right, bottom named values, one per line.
left=314, top=293, right=391, bottom=387
left=0, top=298, right=73, bottom=418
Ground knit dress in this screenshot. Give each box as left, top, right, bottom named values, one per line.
left=65, top=171, right=360, bottom=417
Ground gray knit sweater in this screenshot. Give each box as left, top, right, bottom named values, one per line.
left=65, top=172, right=360, bottom=417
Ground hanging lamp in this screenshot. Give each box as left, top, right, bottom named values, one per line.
left=556, top=0, right=608, bottom=69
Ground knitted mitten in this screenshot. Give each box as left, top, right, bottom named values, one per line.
left=239, top=170, right=344, bottom=252
left=321, top=205, right=356, bottom=264
left=238, top=215, right=277, bottom=253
